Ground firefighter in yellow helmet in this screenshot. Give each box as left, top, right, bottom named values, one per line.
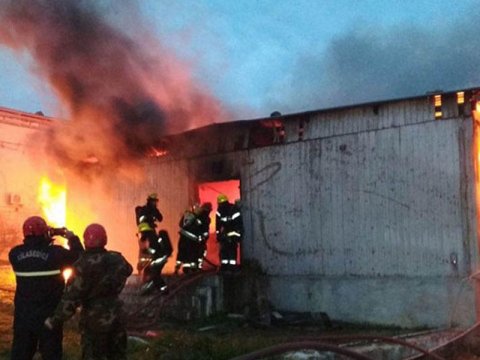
left=135, top=193, right=163, bottom=272
left=216, top=194, right=243, bottom=272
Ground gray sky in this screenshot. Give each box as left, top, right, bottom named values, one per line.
left=0, top=0, right=476, bottom=120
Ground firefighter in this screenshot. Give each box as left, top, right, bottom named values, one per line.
left=45, top=223, right=133, bottom=360
left=216, top=194, right=243, bottom=272
left=175, top=203, right=209, bottom=274
left=196, top=202, right=212, bottom=269
left=140, top=229, right=173, bottom=295
left=135, top=193, right=163, bottom=273
left=9, top=216, right=84, bottom=360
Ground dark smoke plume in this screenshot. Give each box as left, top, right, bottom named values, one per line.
left=267, top=16, right=480, bottom=113
left=0, top=0, right=226, bottom=176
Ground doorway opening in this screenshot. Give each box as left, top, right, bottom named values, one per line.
left=198, top=179, right=241, bottom=268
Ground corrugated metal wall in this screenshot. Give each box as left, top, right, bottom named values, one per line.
left=244, top=118, right=469, bottom=277
left=126, top=94, right=478, bottom=327
left=239, top=96, right=478, bottom=327
left=108, top=158, right=190, bottom=272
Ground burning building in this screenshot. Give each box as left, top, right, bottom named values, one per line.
left=2, top=87, right=480, bottom=329
left=110, top=88, right=480, bottom=329
left=1, top=2, right=479, bottom=330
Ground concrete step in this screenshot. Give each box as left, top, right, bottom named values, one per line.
left=121, top=272, right=222, bottom=325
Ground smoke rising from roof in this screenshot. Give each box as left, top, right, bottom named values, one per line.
left=0, top=0, right=226, bottom=176
left=267, top=16, right=479, bottom=113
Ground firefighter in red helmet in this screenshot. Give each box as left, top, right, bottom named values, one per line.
left=45, top=223, right=133, bottom=360
left=9, top=216, right=83, bottom=360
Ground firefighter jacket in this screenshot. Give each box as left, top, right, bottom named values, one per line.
left=179, top=211, right=207, bottom=243
left=135, top=203, right=163, bottom=232
left=9, top=235, right=84, bottom=329
left=216, top=202, right=243, bottom=242
left=198, top=211, right=211, bottom=242
left=50, top=248, right=133, bottom=332
left=149, top=229, right=173, bottom=266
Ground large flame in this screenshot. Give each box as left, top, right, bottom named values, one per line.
left=38, top=176, right=67, bottom=228
left=37, top=176, right=71, bottom=281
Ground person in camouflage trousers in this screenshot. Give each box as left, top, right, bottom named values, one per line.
left=45, top=223, right=133, bottom=360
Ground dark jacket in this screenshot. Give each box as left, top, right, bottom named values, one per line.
left=9, top=235, right=84, bottom=328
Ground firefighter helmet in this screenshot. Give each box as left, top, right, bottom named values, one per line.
left=138, top=222, right=153, bottom=232
left=201, top=202, right=212, bottom=212
left=192, top=202, right=201, bottom=215
left=217, top=194, right=228, bottom=204
left=83, top=223, right=107, bottom=248
left=147, top=193, right=159, bottom=201
left=23, top=216, right=49, bottom=237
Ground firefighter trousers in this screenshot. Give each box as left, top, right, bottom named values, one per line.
left=11, top=323, right=63, bottom=360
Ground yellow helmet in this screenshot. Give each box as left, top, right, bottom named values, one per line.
left=147, top=193, right=159, bottom=201
left=217, top=194, right=228, bottom=204
left=138, top=222, right=153, bottom=232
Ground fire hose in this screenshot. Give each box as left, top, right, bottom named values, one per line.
left=228, top=335, right=446, bottom=360
left=405, top=322, right=480, bottom=360
left=228, top=341, right=375, bottom=360
left=294, top=335, right=446, bottom=360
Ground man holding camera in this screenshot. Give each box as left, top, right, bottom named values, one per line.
left=9, top=215, right=84, bottom=360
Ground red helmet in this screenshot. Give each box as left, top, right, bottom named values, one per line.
left=83, top=223, right=107, bottom=248
left=23, top=216, right=49, bottom=237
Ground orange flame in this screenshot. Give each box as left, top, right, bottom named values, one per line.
left=472, top=102, right=480, bottom=250
left=37, top=176, right=73, bottom=280
left=38, top=176, right=66, bottom=228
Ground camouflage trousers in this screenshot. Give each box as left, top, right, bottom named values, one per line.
left=80, top=326, right=127, bottom=360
